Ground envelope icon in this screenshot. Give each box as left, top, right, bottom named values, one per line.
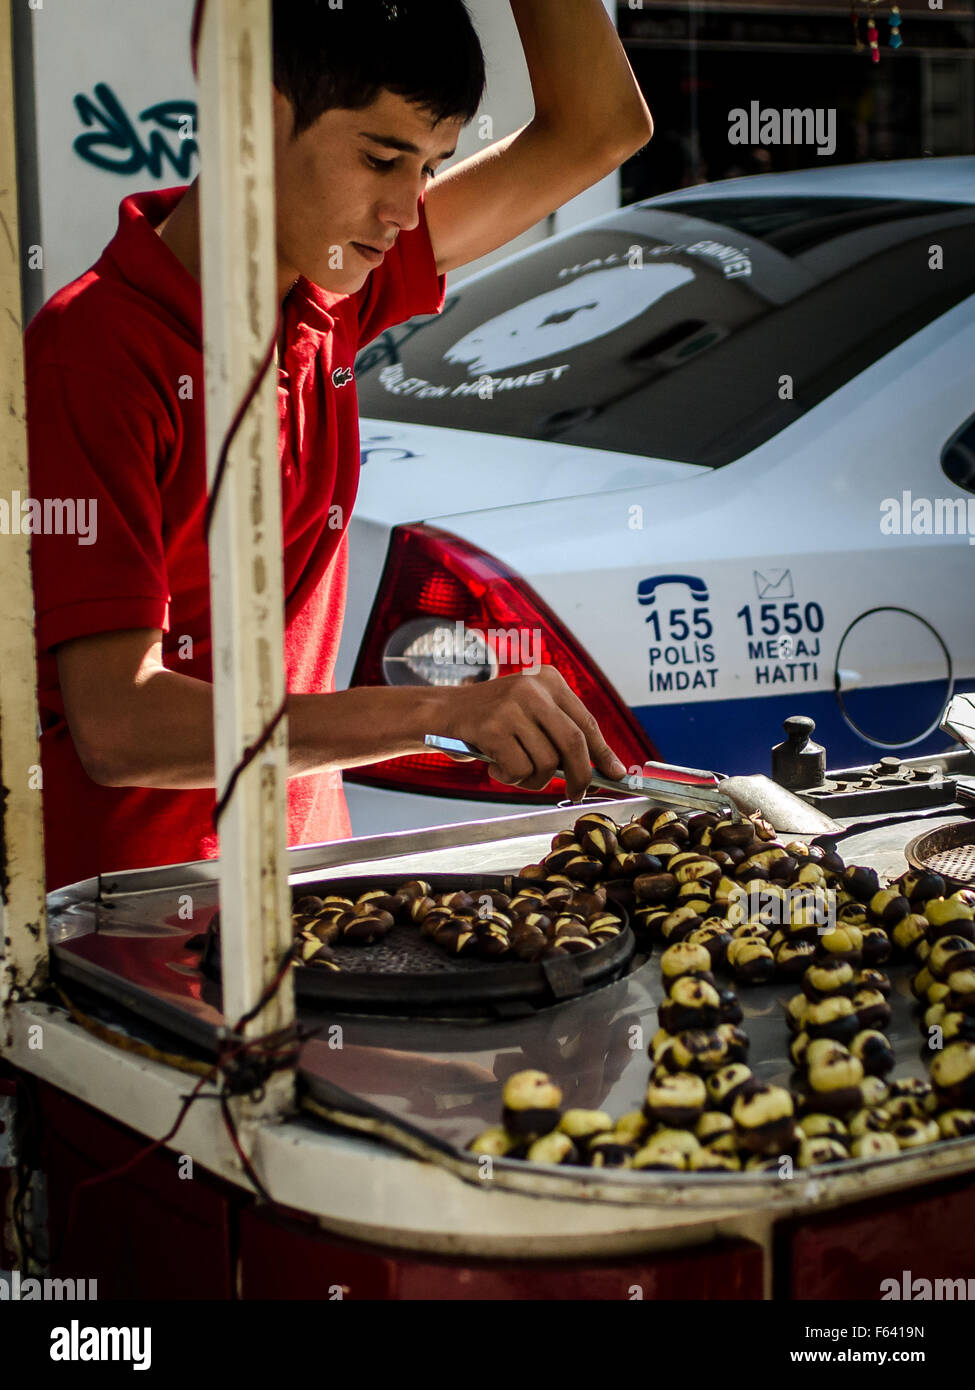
left=754, top=568, right=794, bottom=600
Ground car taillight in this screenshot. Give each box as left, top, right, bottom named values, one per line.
left=347, top=523, right=661, bottom=801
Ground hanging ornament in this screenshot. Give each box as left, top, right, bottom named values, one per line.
left=851, top=0, right=903, bottom=61
left=889, top=5, right=903, bottom=48
left=851, top=3, right=864, bottom=50
left=866, top=14, right=880, bottom=63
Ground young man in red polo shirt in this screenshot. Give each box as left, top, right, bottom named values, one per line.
left=27, top=0, right=653, bottom=890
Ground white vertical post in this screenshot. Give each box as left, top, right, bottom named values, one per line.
left=196, top=0, right=294, bottom=1066
left=0, top=0, right=48, bottom=1029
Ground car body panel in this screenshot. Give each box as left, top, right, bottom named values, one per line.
left=337, top=161, right=975, bottom=831
left=355, top=421, right=699, bottom=525
left=642, top=158, right=975, bottom=209
left=425, top=299, right=975, bottom=772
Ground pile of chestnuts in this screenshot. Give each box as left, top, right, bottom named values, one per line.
left=468, top=1064, right=807, bottom=1173
left=520, top=806, right=896, bottom=986
left=468, top=808, right=975, bottom=1172
left=901, top=871, right=975, bottom=1138
left=290, top=873, right=625, bottom=971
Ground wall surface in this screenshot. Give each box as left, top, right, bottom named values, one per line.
left=22, top=0, right=197, bottom=316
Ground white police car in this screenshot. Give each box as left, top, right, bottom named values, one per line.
left=336, top=158, right=975, bottom=835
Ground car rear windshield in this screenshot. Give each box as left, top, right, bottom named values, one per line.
left=355, top=195, right=975, bottom=467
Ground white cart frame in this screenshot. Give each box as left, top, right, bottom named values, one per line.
left=1, top=0, right=294, bottom=1159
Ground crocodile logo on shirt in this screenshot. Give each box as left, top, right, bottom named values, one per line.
left=332, top=366, right=354, bottom=388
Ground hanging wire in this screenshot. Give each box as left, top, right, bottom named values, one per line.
left=25, top=3, right=304, bottom=1265
left=48, top=967, right=320, bottom=1263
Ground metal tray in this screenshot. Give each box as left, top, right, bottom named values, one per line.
left=199, top=873, right=634, bottom=1017
left=905, top=819, right=975, bottom=887
left=42, top=799, right=975, bottom=1213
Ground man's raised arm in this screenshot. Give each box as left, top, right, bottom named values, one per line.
left=424, top=0, right=653, bottom=275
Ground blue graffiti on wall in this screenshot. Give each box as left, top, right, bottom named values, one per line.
left=73, top=82, right=199, bottom=178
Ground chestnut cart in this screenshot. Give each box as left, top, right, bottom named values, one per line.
left=4, top=789, right=975, bottom=1300
left=3, top=2, right=975, bottom=1301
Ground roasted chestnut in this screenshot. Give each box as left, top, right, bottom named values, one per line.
left=293, top=895, right=326, bottom=917
left=587, top=1134, right=635, bottom=1168
left=802, top=958, right=856, bottom=1002
left=799, top=1113, right=848, bottom=1142
left=643, top=1071, right=707, bottom=1128
left=843, top=864, right=881, bottom=902
left=658, top=976, right=722, bottom=1034
left=937, top=1109, right=975, bottom=1140
left=891, top=1117, right=940, bottom=1150
left=850, top=1029, right=895, bottom=1078
left=573, top=811, right=618, bottom=840
left=928, top=935, right=975, bottom=981
left=706, top=1063, right=755, bottom=1113
left=732, top=1083, right=796, bottom=1155
left=850, top=1132, right=900, bottom=1159
left=579, top=826, right=618, bottom=862
left=774, top=938, right=816, bottom=979
left=526, top=1132, right=577, bottom=1166
left=726, top=937, right=775, bottom=985
left=468, top=1127, right=515, bottom=1157
left=658, top=906, right=704, bottom=943
left=397, top=879, right=433, bottom=902
left=668, top=1029, right=729, bottom=1074
left=339, top=911, right=395, bottom=944
left=803, top=995, right=860, bottom=1045
left=501, top=1070, right=563, bottom=1139
left=797, top=1137, right=848, bottom=1167
left=633, top=872, right=679, bottom=905
left=851, top=988, right=891, bottom=1032
left=930, top=1041, right=975, bottom=1108
left=660, top=940, right=713, bottom=985
left=619, top=820, right=653, bottom=853
left=804, top=1051, right=864, bottom=1116
left=356, top=890, right=407, bottom=916
left=557, top=1109, right=614, bottom=1153
left=868, top=889, right=910, bottom=927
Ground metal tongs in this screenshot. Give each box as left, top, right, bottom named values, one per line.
left=424, top=734, right=741, bottom=820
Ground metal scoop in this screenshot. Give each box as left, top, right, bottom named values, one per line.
left=942, top=694, right=975, bottom=758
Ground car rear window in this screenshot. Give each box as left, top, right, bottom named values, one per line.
left=355, top=195, right=975, bottom=467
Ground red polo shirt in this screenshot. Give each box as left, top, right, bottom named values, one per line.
left=26, top=185, right=445, bottom=890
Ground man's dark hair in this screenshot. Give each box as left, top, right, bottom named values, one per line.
left=273, top=0, right=486, bottom=137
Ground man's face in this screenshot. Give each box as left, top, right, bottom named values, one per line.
left=272, top=87, right=462, bottom=295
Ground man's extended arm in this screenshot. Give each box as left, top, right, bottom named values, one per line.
left=56, top=628, right=626, bottom=801
left=424, top=0, right=652, bottom=275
